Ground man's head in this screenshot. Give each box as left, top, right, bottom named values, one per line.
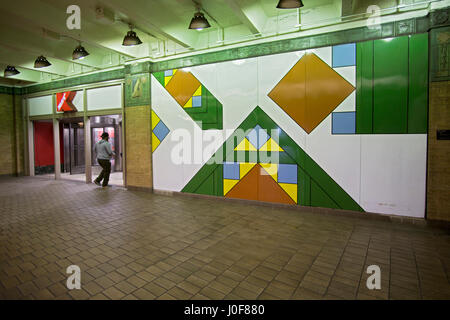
left=101, top=132, right=109, bottom=141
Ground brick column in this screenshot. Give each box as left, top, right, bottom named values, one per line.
left=123, top=64, right=153, bottom=191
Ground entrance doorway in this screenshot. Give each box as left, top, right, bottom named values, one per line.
left=91, top=115, right=123, bottom=186
left=62, top=118, right=85, bottom=175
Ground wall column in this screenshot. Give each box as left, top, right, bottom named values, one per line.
left=53, top=118, right=61, bottom=180
left=123, top=63, right=153, bottom=191
left=427, top=23, right=450, bottom=222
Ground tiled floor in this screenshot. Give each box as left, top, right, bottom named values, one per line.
left=0, top=176, right=449, bottom=300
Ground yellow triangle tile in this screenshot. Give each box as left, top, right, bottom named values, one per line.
left=173, top=69, right=178, bottom=74
left=279, top=183, right=297, bottom=203
left=259, top=138, right=284, bottom=151
left=260, top=163, right=278, bottom=181
left=164, top=76, right=172, bottom=86
left=152, top=133, right=161, bottom=152
left=151, top=110, right=160, bottom=130
left=193, top=85, right=202, bottom=96
left=223, top=179, right=239, bottom=195
left=234, top=138, right=257, bottom=151
left=239, top=163, right=256, bottom=179
left=184, top=97, right=193, bottom=108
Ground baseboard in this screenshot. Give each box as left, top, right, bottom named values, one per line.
left=152, top=189, right=447, bottom=228
left=126, top=185, right=153, bottom=193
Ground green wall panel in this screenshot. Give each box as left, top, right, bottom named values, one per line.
left=298, top=166, right=311, bottom=206
left=310, top=180, right=339, bottom=209
left=408, top=33, right=428, bottom=133
left=373, top=36, right=409, bottom=134
left=356, top=40, right=374, bottom=134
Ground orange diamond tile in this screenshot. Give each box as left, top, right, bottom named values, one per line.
left=165, top=69, right=201, bottom=107
left=268, top=53, right=355, bottom=134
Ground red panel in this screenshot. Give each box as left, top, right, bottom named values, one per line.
left=56, top=91, right=77, bottom=112
left=34, top=122, right=54, bottom=166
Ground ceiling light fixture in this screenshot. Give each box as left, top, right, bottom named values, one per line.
left=72, top=43, right=89, bottom=60
left=122, top=25, right=142, bottom=46
left=276, top=0, right=304, bottom=9
left=189, top=11, right=211, bottom=30
left=4, top=66, right=20, bottom=77
left=34, top=55, right=51, bottom=68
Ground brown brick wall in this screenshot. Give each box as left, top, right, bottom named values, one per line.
left=0, top=93, right=23, bottom=176
left=427, top=81, right=450, bottom=221
left=125, top=105, right=152, bottom=189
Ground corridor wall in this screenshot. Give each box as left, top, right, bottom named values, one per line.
left=150, top=34, right=429, bottom=218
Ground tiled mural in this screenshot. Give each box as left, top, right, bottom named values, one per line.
left=150, top=34, right=429, bottom=218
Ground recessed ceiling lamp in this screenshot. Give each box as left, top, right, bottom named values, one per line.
left=122, top=25, right=142, bottom=46
left=276, top=0, right=304, bottom=9
left=4, top=66, right=20, bottom=77
left=72, top=44, right=89, bottom=60
left=34, top=55, right=51, bottom=68
left=189, top=11, right=211, bottom=30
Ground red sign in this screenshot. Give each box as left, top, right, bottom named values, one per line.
left=56, top=91, right=77, bottom=112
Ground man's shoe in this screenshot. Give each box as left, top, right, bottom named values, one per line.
left=94, top=180, right=101, bottom=186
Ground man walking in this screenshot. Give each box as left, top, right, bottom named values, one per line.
left=94, top=132, right=114, bottom=188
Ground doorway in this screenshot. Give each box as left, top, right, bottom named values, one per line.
left=62, top=118, right=85, bottom=175
left=91, top=115, right=123, bottom=186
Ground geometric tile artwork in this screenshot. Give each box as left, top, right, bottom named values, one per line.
left=332, top=112, right=356, bottom=134
left=151, top=110, right=170, bottom=152
left=153, top=69, right=223, bottom=130
left=182, top=106, right=363, bottom=212
left=332, top=43, right=356, bottom=68
left=268, top=52, right=355, bottom=134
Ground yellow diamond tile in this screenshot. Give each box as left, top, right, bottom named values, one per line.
left=151, top=110, right=160, bottom=130
left=279, top=183, right=297, bottom=203
left=152, top=133, right=161, bottom=152
left=260, top=163, right=278, bottom=182
left=184, top=97, right=193, bottom=108
left=234, top=138, right=257, bottom=151
left=239, top=163, right=256, bottom=179
left=224, top=179, right=239, bottom=195
left=193, top=85, right=202, bottom=97
left=259, top=138, right=284, bottom=152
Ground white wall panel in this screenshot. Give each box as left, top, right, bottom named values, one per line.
left=360, top=134, right=427, bottom=217
left=28, top=95, right=52, bottom=116
left=87, top=85, right=121, bottom=110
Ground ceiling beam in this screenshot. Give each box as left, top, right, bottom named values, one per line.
left=225, top=0, right=267, bottom=35
left=100, top=0, right=198, bottom=49
left=0, top=63, right=61, bottom=83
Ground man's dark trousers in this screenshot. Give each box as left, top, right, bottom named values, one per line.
left=95, top=159, right=111, bottom=187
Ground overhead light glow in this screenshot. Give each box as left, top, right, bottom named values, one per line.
left=189, top=12, right=211, bottom=30
left=276, top=0, right=304, bottom=9
left=72, top=44, right=90, bottom=60
left=34, top=55, right=51, bottom=68
left=122, top=29, right=142, bottom=46
left=4, top=66, right=20, bottom=77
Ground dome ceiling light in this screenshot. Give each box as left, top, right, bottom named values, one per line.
left=4, top=66, right=20, bottom=77
left=122, top=25, right=142, bottom=46
left=72, top=44, right=89, bottom=60
left=34, top=55, right=51, bottom=68
left=276, top=0, right=304, bottom=9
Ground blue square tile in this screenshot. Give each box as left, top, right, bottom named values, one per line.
left=278, top=164, right=297, bottom=184
left=192, top=96, right=202, bottom=107
left=332, top=43, right=356, bottom=68
left=164, top=70, right=173, bottom=77
left=223, top=162, right=239, bottom=180
left=332, top=112, right=356, bottom=134
left=247, top=125, right=270, bottom=150
left=153, top=120, right=170, bottom=141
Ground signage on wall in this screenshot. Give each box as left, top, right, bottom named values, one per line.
left=56, top=91, right=78, bottom=112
